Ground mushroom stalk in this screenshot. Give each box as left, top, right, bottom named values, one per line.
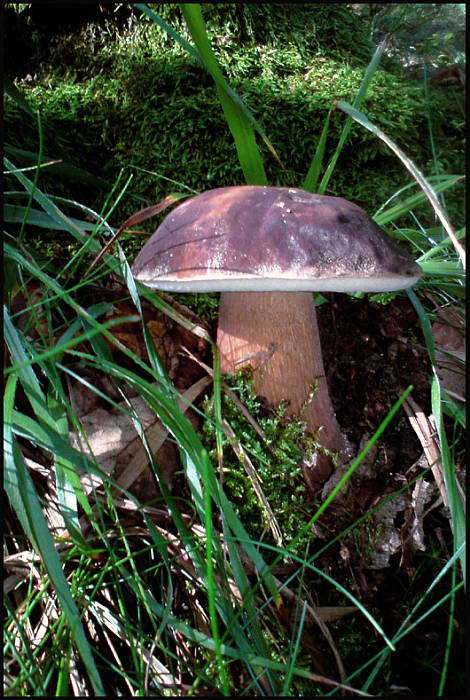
left=217, top=290, right=345, bottom=456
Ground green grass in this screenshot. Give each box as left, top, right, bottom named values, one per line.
left=4, top=3, right=465, bottom=696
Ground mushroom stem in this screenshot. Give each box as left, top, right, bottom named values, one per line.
left=216, top=291, right=345, bottom=456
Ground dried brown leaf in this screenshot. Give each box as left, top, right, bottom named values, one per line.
left=402, top=395, right=448, bottom=507
left=365, top=493, right=409, bottom=570
left=400, top=476, right=435, bottom=576
left=72, top=377, right=211, bottom=498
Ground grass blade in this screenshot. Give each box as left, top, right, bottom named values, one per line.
left=137, top=3, right=290, bottom=181
left=201, top=435, right=231, bottom=695
left=5, top=144, right=110, bottom=189
left=4, top=305, right=58, bottom=433
left=318, top=40, right=386, bottom=194
left=4, top=204, right=100, bottom=231
left=373, top=175, right=464, bottom=226
left=407, top=289, right=465, bottom=584
left=334, top=100, right=466, bottom=270
left=180, top=3, right=266, bottom=185
left=4, top=157, right=102, bottom=253
left=47, top=390, right=84, bottom=545
left=4, top=374, right=105, bottom=696
left=303, top=106, right=332, bottom=192
left=431, top=375, right=466, bottom=583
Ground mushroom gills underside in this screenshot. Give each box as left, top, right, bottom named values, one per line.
left=133, top=273, right=421, bottom=293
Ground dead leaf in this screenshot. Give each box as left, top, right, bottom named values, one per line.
left=364, top=492, right=409, bottom=570
left=402, top=395, right=448, bottom=508
left=103, top=293, right=211, bottom=388
left=71, top=377, right=211, bottom=499
left=315, top=605, right=358, bottom=622
left=409, top=478, right=433, bottom=552
left=70, top=372, right=122, bottom=418
left=400, top=475, right=434, bottom=577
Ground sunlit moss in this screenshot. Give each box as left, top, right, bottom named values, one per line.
left=201, top=370, right=323, bottom=558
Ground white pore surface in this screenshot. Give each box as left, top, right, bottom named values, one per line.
left=135, top=274, right=421, bottom=293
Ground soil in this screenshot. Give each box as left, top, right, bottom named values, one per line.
left=318, top=292, right=430, bottom=461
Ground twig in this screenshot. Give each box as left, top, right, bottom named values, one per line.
left=402, top=394, right=448, bottom=507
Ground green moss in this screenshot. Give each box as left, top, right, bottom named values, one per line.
left=171, top=291, right=219, bottom=323
left=4, top=2, right=464, bottom=239
left=201, top=371, right=327, bottom=558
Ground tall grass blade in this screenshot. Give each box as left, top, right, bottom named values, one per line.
left=4, top=144, right=109, bottom=189
left=225, top=387, right=413, bottom=654
left=4, top=244, right=154, bottom=382
left=4, top=158, right=102, bottom=253
left=124, top=264, right=281, bottom=640
left=47, top=391, right=84, bottom=545
left=122, top=573, right=364, bottom=694
left=179, top=3, right=266, bottom=185
left=437, top=564, right=456, bottom=696
left=282, top=562, right=308, bottom=694
left=201, top=437, right=231, bottom=695
left=4, top=306, right=59, bottom=433
left=318, top=40, right=386, bottom=194
left=11, top=408, right=95, bottom=477
left=303, top=106, right=332, bottom=192
left=440, top=393, right=465, bottom=429
left=334, top=101, right=466, bottom=269
left=357, top=543, right=465, bottom=694
left=407, top=289, right=465, bottom=584
left=79, top=349, right=277, bottom=685
left=374, top=175, right=464, bottom=226
left=118, top=245, right=174, bottom=396
left=4, top=204, right=101, bottom=231
left=213, top=345, right=276, bottom=690
left=135, top=3, right=200, bottom=61
left=138, top=3, right=290, bottom=180
left=4, top=374, right=105, bottom=696
left=17, top=111, right=43, bottom=246
left=417, top=227, right=466, bottom=263
left=431, top=375, right=466, bottom=583
left=292, top=386, right=413, bottom=550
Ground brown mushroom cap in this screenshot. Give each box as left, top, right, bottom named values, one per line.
left=131, top=186, right=422, bottom=292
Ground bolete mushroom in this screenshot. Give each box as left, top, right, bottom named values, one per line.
left=132, top=186, right=422, bottom=479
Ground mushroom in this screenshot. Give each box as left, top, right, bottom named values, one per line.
left=132, top=186, right=422, bottom=480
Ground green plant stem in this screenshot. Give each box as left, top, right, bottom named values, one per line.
left=18, top=111, right=43, bottom=246
left=437, top=562, right=457, bottom=696
left=202, top=435, right=231, bottom=695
